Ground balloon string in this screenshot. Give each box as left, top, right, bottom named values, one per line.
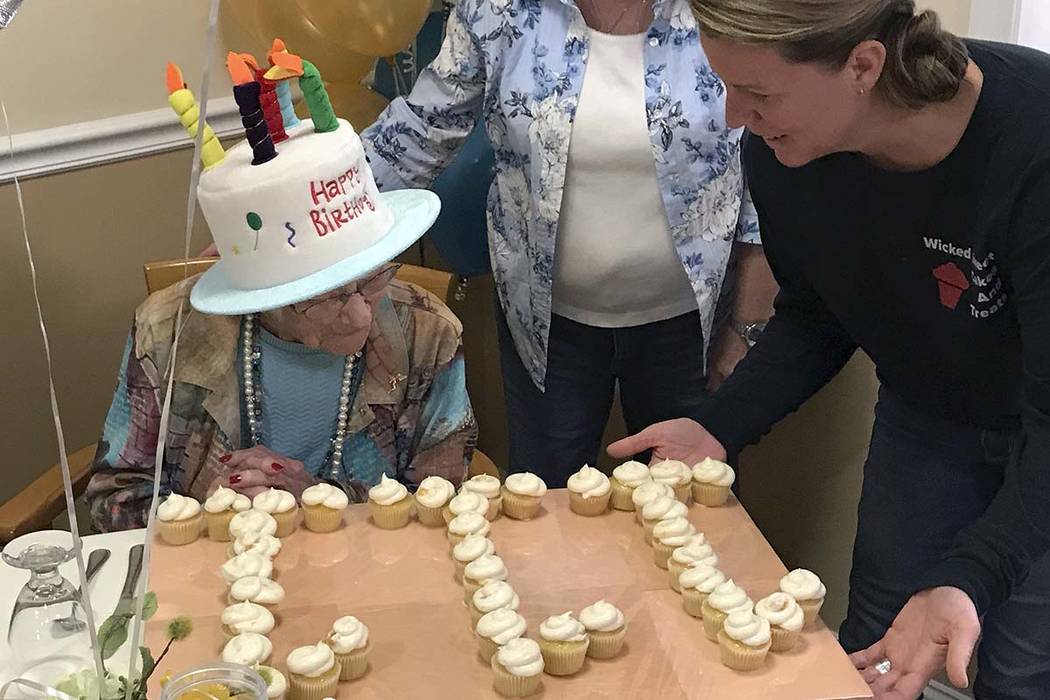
left=1, top=99, right=105, bottom=686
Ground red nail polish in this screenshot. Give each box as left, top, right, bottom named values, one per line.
left=229, top=474, right=242, bottom=484
left=219, top=454, right=231, bottom=463
left=271, top=462, right=284, bottom=471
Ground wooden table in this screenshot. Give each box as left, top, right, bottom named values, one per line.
left=147, top=490, right=872, bottom=699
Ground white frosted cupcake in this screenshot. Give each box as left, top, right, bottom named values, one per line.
left=641, top=495, right=688, bottom=544
left=252, top=488, right=299, bottom=537
left=229, top=532, right=283, bottom=559
left=779, top=568, right=826, bottom=628
left=204, top=486, right=252, bottom=542
left=680, top=563, right=726, bottom=617
left=469, top=580, right=520, bottom=628
left=650, top=459, right=693, bottom=503
left=500, top=472, right=547, bottom=520
left=256, top=666, right=286, bottom=700
left=692, top=457, right=736, bottom=506
left=652, top=516, right=697, bottom=569
left=631, top=481, right=675, bottom=524
left=222, top=632, right=273, bottom=666
left=327, top=615, right=370, bottom=681
left=566, top=465, right=611, bottom=516
left=368, top=474, right=413, bottom=529
left=221, top=552, right=273, bottom=584
left=668, top=535, right=718, bottom=592
left=755, top=592, right=805, bottom=651
left=414, top=475, right=456, bottom=527
left=452, top=534, right=496, bottom=583
left=579, top=600, right=626, bottom=659
left=300, top=483, right=348, bottom=533
left=229, top=509, right=278, bottom=541
left=702, top=579, right=754, bottom=641
left=461, top=474, right=503, bottom=520
left=538, top=612, right=589, bottom=676
left=463, top=554, right=509, bottom=604
left=442, top=490, right=489, bottom=525
left=610, top=461, right=651, bottom=511
left=286, top=642, right=340, bottom=700
left=157, top=494, right=203, bottom=546
left=475, top=608, right=527, bottom=663
left=221, top=601, right=276, bottom=639
left=718, top=609, right=772, bottom=672
left=447, top=511, right=491, bottom=549
left=491, top=638, right=544, bottom=698
left=228, top=575, right=286, bottom=608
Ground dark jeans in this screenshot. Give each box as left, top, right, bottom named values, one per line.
left=839, top=389, right=1050, bottom=699
left=497, top=307, right=710, bottom=487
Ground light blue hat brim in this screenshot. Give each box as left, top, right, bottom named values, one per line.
left=190, top=189, right=440, bottom=315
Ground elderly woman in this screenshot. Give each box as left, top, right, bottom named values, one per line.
left=87, top=260, right=476, bottom=532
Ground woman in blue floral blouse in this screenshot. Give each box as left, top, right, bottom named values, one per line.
left=362, top=0, right=778, bottom=486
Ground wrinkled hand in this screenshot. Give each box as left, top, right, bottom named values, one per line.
left=208, top=445, right=317, bottom=499
left=850, top=587, right=980, bottom=699
left=607, top=418, right=727, bottom=465
left=706, top=326, right=749, bottom=392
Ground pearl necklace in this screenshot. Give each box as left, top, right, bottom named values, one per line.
left=242, top=313, right=361, bottom=480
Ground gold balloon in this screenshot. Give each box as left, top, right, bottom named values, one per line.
left=294, top=0, right=432, bottom=58
left=324, top=82, right=390, bottom=131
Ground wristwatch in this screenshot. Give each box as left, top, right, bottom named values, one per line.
left=729, top=318, right=767, bottom=348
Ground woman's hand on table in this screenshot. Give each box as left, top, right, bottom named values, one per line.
left=850, top=586, right=980, bottom=699
left=706, top=325, right=749, bottom=392
left=606, top=418, right=727, bottom=464
left=210, top=446, right=318, bottom=499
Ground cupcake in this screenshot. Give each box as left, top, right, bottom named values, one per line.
left=470, top=580, right=520, bottom=629
left=221, top=552, right=274, bottom=584
left=650, top=459, right=693, bottom=504
left=500, top=472, right=547, bottom=520
left=609, top=461, right=651, bottom=511
left=668, top=535, right=718, bottom=592
left=538, top=612, right=589, bottom=676
left=475, top=608, right=527, bottom=663
left=651, top=516, right=697, bottom=569
left=718, top=609, right=772, bottom=672
left=463, top=554, right=509, bottom=605
left=204, top=486, right=252, bottom=542
left=228, top=576, right=286, bottom=608
left=229, top=531, right=283, bottom=559
left=414, top=476, right=456, bottom=527
left=156, top=494, right=203, bottom=546
left=300, top=483, right=348, bottom=533
left=461, top=474, right=504, bottom=520
left=286, top=643, right=340, bottom=700
left=754, top=592, right=805, bottom=651
left=641, top=495, right=688, bottom=544
left=221, top=632, right=273, bottom=666
left=447, top=511, right=491, bottom=549
left=566, top=465, right=611, bottom=516
left=368, top=474, right=413, bottom=529
left=256, top=666, right=286, bottom=700
left=631, top=481, right=675, bottom=524
left=701, top=579, right=753, bottom=640
left=779, top=568, right=826, bottom=628
left=680, top=563, right=726, bottom=617
left=228, top=509, right=278, bottom=541
left=579, top=600, right=626, bottom=659
left=490, top=638, right=544, bottom=698
left=220, top=601, right=276, bottom=639
left=691, top=457, right=736, bottom=507
left=443, top=490, right=489, bottom=525
left=252, top=488, right=299, bottom=537
left=327, top=616, right=370, bottom=681
left=452, top=534, right=496, bottom=583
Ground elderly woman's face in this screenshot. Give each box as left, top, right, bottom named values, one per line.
left=260, top=264, right=399, bottom=355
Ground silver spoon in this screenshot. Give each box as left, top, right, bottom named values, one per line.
left=52, top=548, right=111, bottom=633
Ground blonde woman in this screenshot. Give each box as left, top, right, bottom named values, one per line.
left=609, top=1, right=1050, bottom=697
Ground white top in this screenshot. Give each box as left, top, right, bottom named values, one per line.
left=552, top=30, right=697, bottom=327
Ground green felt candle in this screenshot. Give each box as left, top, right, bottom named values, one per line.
left=299, top=60, right=338, bottom=133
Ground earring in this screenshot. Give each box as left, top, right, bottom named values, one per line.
left=858, top=88, right=866, bottom=95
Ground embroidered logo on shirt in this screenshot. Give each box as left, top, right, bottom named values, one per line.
left=924, top=237, right=1007, bottom=318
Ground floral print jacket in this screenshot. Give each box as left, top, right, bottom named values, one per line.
left=362, top=0, right=760, bottom=389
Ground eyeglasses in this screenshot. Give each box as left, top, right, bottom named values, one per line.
left=291, top=263, right=401, bottom=314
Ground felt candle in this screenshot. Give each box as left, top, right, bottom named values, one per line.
left=268, top=39, right=301, bottom=130
left=227, top=52, right=277, bottom=165
left=165, top=62, right=225, bottom=169
left=240, top=52, right=287, bottom=144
